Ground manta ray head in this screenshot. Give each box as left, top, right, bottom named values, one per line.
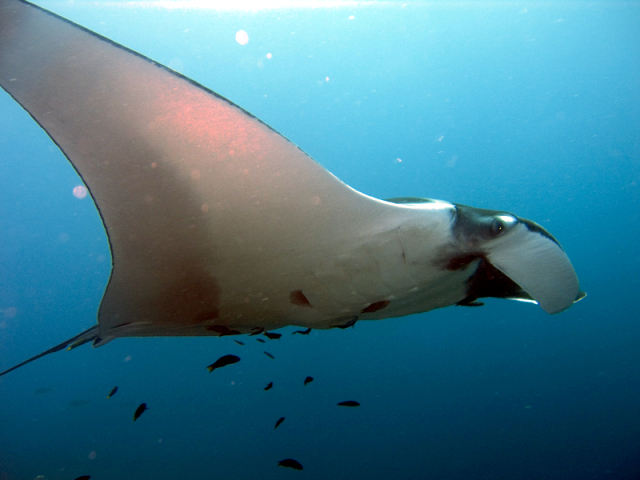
left=446, top=203, right=584, bottom=314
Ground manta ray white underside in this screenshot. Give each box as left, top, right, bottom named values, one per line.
left=0, top=0, right=583, bottom=376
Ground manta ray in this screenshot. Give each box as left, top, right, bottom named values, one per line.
left=0, top=0, right=584, bottom=377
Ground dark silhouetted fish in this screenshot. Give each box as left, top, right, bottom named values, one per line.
left=74, top=476, right=91, bottom=480
left=206, top=354, right=240, bottom=372
left=264, top=351, right=275, bottom=359
left=249, top=327, right=264, bottom=336
left=337, top=401, right=360, bottom=407
left=292, top=328, right=312, bottom=335
left=278, top=459, right=303, bottom=470
left=233, top=340, right=245, bottom=346
left=256, top=338, right=266, bottom=343
left=274, top=416, right=285, bottom=429
left=304, top=376, right=313, bottom=386
left=107, top=386, right=118, bottom=399
left=133, top=403, right=147, bottom=421
left=264, top=382, right=273, bottom=391
left=264, top=332, right=282, bottom=340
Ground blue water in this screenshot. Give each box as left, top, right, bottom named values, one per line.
left=1, top=1, right=639, bottom=479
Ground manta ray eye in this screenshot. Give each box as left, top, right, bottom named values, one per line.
left=490, top=219, right=505, bottom=236
left=489, top=215, right=516, bottom=237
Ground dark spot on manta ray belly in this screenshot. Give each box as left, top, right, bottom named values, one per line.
left=361, top=300, right=390, bottom=314
left=290, top=290, right=312, bottom=307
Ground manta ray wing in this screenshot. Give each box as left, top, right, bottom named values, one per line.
left=0, top=0, right=409, bottom=341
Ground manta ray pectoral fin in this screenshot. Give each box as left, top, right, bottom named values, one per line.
left=486, top=223, right=582, bottom=314
left=0, top=326, right=99, bottom=377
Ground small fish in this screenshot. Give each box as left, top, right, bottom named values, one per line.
left=233, top=340, right=245, bottom=346
left=264, top=382, right=273, bottom=391
left=133, top=403, right=147, bottom=421
left=256, top=338, right=266, bottom=343
left=292, top=327, right=312, bottom=335
left=74, top=476, right=91, bottom=480
left=304, top=376, right=313, bottom=386
left=107, top=386, right=118, bottom=399
left=337, top=401, right=360, bottom=407
left=249, top=327, right=265, bottom=336
left=264, top=332, right=282, bottom=340
left=274, top=416, right=285, bottom=429
left=206, top=354, right=240, bottom=372
left=263, top=351, right=275, bottom=359
left=278, top=459, right=303, bottom=470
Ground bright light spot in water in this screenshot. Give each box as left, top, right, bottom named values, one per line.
left=348, top=15, right=354, bottom=19
left=88, top=451, right=97, bottom=460
left=325, top=76, right=329, bottom=82
left=73, top=185, right=87, bottom=199
left=266, top=53, right=272, bottom=59
left=235, top=30, right=249, bottom=45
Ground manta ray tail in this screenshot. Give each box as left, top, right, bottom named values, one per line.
left=0, top=325, right=99, bottom=377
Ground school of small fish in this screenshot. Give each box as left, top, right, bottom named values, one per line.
left=76, top=328, right=361, bottom=475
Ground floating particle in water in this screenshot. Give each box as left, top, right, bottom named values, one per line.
left=235, top=30, right=249, bottom=45
left=73, top=185, right=87, bottom=199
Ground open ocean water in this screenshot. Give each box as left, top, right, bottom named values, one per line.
left=0, top=1, right=639, bottom=479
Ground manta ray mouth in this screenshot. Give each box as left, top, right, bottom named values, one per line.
left=454, top=256, right=533, bottom=308
left=448, top=204, right=583, bottom=314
